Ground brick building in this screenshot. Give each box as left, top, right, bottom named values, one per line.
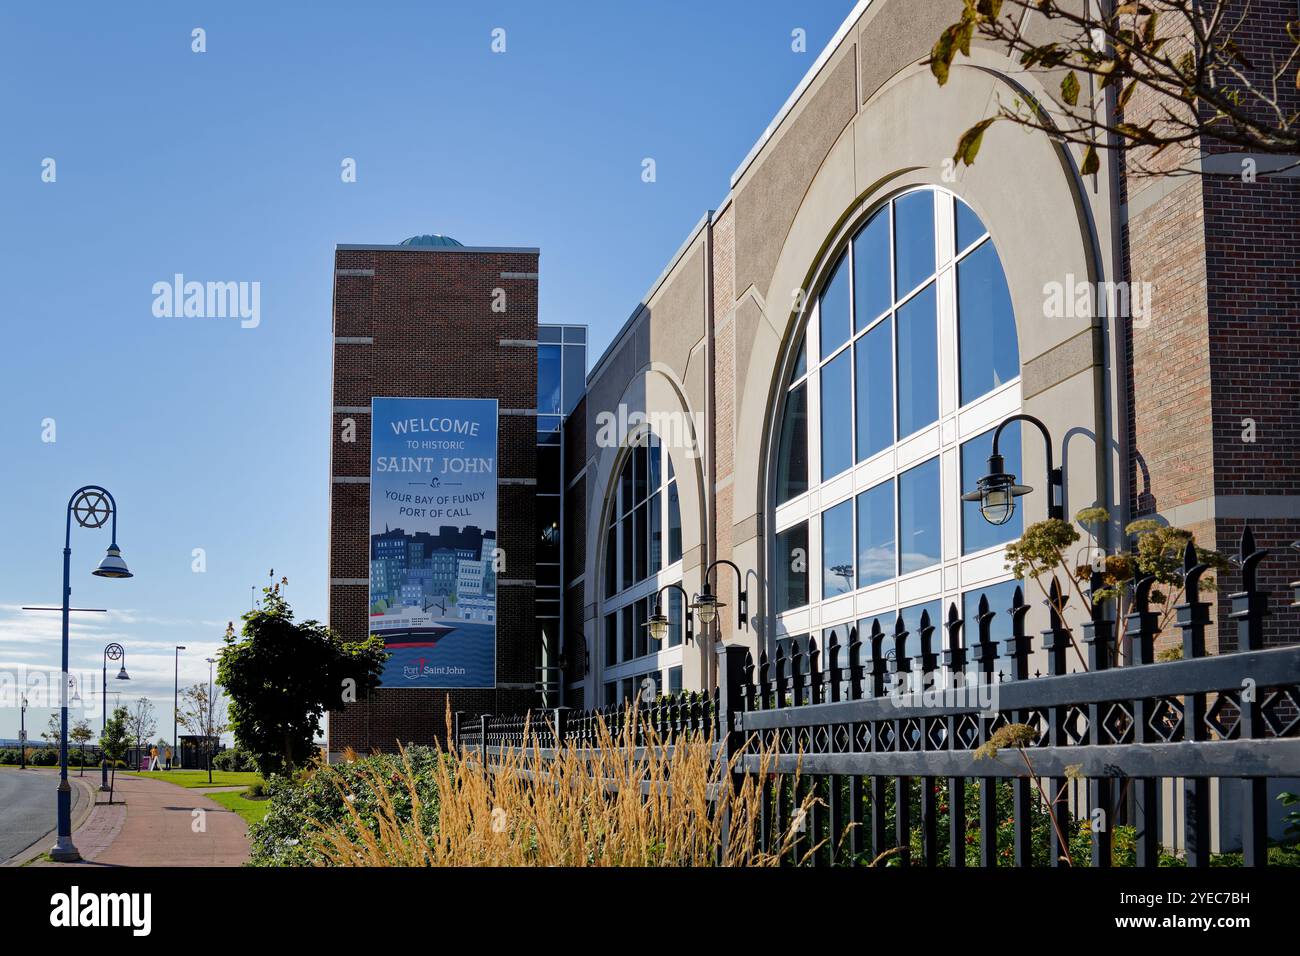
left=329, top=3, right=1298, bottom=771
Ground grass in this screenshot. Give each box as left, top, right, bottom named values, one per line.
left=207, top=788, right=272, bottom=827
left=122, top=769, right=263, bottom=789
left=306, top=706, right=816, bottom=866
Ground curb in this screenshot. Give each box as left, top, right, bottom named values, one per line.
left=2, top=772, right=100, bottom=867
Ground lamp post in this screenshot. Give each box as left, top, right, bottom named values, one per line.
left=643, top=582, right=695, bottom=646
left=689, top=559, right=750, bottom=691
left=205, top=657, right=216, bottom=784
left=101, top=643, right=129, bottom=789
left=19, top=696, right=28, bottom=770
left=54, top=486, right=132, bottom=863
left=173, top=645, right=186, bottom=770
left=961, top=413, right=1064, bottom=526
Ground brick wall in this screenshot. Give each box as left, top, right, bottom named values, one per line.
left=328, top=245, right=540, bottom=754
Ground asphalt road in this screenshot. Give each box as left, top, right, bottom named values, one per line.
left=0, top=768, right=90, bottom=863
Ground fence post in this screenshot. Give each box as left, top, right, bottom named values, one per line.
left=1229, top=525, right=1270, bottom=866
left=551, top=707, right=570, bottom=751
left=716, top=642, right=748, bottom=863
left=1175, top=541, right=1212, bottom=866
left=479, top=713, right=491, bottom=769
left=1083, top=570, right=1115, bottom=867
left=1126, top=576, right=1160, bottom=867
left=453, top=711, right=464, bottom=754
left=942, top=603, right=967, bottom=868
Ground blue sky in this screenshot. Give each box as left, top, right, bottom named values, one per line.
left=0, top=0, right=854, bottom=740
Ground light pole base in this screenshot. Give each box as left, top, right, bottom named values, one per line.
left=48, top=838, right=81, bottom=863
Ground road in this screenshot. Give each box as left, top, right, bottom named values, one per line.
left=0, top=768, right=91, bottom=863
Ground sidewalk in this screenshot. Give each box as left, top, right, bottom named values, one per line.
left=32, top=773, right=250, bottom=867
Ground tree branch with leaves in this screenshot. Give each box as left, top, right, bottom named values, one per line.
left=930, top=0, right=1300, bottom=176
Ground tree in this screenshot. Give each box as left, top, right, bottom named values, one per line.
left=929, top=1, right=1300, bottom=175
left=99, top=706, right=129, bottom=804
left=40, top=713, right=60, bottom=748
left=70, top=719, right=93, bottom=776
left=124, top=697, right=157, bottom=753
left=176, top=683, right=229, bottom=741
left=219, top=580, right=387, bottom=777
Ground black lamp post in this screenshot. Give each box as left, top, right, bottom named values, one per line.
left=690, top=559, right=751, bottom=691
left=54, top=485, right=132, bottom=863
left=173, top=645, right=186, bottom=770
left=101, top=643, right=129, bottom=790
left=205, top=657, right=216, bottom=783
left=643, top=582, right=695, bottom=646
left=962, top=413, right=1064, bottom=525
left=19, top=696, right=28, bottom=770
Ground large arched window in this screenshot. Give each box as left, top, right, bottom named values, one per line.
left=599, top=433, right=685, bottom=705
left=770, top=187, right=1022, bottom=656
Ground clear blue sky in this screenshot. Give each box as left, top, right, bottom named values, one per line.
left=0, top=0, right=854, bottom=740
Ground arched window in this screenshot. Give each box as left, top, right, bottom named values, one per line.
left=770, top=187, right=1022, bottom=651
left=600, top=434, right=685, bottom=705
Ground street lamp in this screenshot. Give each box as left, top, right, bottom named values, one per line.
left=19, top=696, right=28, bottom=770
left=173, top=645, right=186, bottom=770
left=690, top=559, right=751, bottom=691
left=101, top=643, right=129, bottom=790
left=962, top=413, right=1064, bottom=526
left=54, top=485, right=132, bottom=863
left=205, top=657, right=216, bottom=784
left=643, top=583, right=695, bottom=645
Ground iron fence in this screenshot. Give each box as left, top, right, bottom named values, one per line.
left=457, top=527, right=1300, bottom=866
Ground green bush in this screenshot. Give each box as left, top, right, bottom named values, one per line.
left=248, top=746, right=445, bottom=867
left=30, top=748, right=58, bottom=766
left=213, top=747, right=258, bottom=773
left=0, top=749, right=19, bottom=764
left=245, top=780, right=266, bottom=798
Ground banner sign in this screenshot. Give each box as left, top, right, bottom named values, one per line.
left=369, top=397, right=498, bottom=688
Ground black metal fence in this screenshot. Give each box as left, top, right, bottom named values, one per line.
left=458, top=528, right=1300, bottom=866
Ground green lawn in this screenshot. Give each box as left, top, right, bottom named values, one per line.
left=122, top=769, right=263, bottom=789
left=205, top=788, right=272, bottom=827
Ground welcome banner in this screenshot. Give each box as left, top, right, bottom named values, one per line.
left=369, top=397, right=498, bottom=688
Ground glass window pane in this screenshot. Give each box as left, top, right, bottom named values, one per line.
left=605, top=612, right=617, bottom=665
left=635, top=597, right=648, bottom=659
left=774, top=522, right=809, bottom=612
left=621, top=605, right=634, bottom=661
left=633, top=441, right=647, bottom=504
left=961, top=419, right=1023, bottom=554
left=853, top=207, right=891, bottom=330
left=667, top=481, right=682, bottom=564
left=791, top=339, right=806, bottom=379
left=647, top=435, right=661, bottom=491
left=619, top=457, right=633, bottom=515
left=604, top=682, right=617, bottom=706
left=562, top=344, right=585, bottom=414
left=564, top=326, right=587, bottom=344
left=634, top=503, right=648, bottom=582
left=897, top=599, right=943, bottom=685
left=894, top=191, right=936, bottom=296
left=648, top=491, right=662, bottom=573
left=668, top=589, right=683, bottom=648
left=955, top=198, right=986, bottom=254
left=537, top=344, right=562, bottom=415
left=898, top=457, right=941, bottom=574
left=962, top=579, right=1020, bottom=679
left=620, top=512, right=633, bottom=590
left=818, top=251, right=850, bottom=360
left=957, top=240, right=1018, bottom=405
left=604, top=522, right=617, bottom=597
left=668, top=666, right=683, bottom=694
left=777, top=383, right=808, bottom=503
left=820, top=350, right=852, bottom=480
left=854, top=316, right=893, bottom=461
left=538, top=326, right=562, bottom=344
left=856, top=479, right=895, bottom=587
left=896, top=281, right=938, bottom=437
left=821, top=500, right=854, bottom=599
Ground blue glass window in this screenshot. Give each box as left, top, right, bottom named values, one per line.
left=894, top=192, right=935, bottom=296
left=955, top=198, right=985, bottom=254
left=777, top=383, right=808, bottom=503
left=896, top=282, right=938, bottom=436
left=856, top=479, right=895, bottom=587
left=962, top=579, right=1021, bottom=678
left=853, top=208, right=891, bottom=330
left=819, top=252, right=851, bottom=360
left=958, top=240, right=1018, bottom=405
left=961, top=419, right=1023, bottom=554
left=898, top=457, right=941, bottom=574
left=820, top=350, right=852, bottom=480
left=775, top=522, right=809, bottom=612
left=821, top=500, right=854, bottom=599
left=854, top=316, right=893, bottom=461
left=537, top=344, right=562, bottom=415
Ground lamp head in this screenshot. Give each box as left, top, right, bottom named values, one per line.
left=691, top=582, right=723, bottom=625
left=93, top=544, right=133, bottom=579
left=645, top=612, right=670, bottom=643
left=962, top=454, right=1032, bottom=527
left=116, top=665, right=129, bottom=681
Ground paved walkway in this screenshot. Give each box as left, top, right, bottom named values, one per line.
left=30, top=773, right=250, bottom=867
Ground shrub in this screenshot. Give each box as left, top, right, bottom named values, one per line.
left=31, top=748, right=58, bottom=766
left=246, top=780, right=266, bottom=798
left=0, top=749, right=19, bottom=764
left=213, top=748, right=258, bottom=773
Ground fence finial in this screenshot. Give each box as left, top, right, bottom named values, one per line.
left=943, top=602, right=966, bottom=675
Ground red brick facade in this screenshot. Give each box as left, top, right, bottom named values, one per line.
left=327, top=244, right=541, bottom=754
